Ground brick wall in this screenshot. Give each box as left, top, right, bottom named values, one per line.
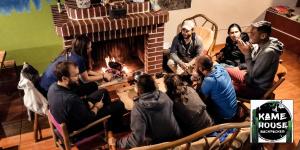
left=51, top=3, right=168, bottom=75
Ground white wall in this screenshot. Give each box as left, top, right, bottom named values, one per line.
left=163, top=0, right=300, bottom=45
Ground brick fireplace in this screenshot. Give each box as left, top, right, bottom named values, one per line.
left=51, top=1, right=169, bottom=75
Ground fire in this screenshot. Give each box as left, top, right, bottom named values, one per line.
left=105, top=56, right=116, bottom=69
left=122, top=66, right=129, bottom=74
left=101, top=67, right=106, bottom=73
left=102, top=56, right=130, bottom=74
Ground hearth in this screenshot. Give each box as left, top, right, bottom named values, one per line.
left=51, top=0, right=169, bottom=75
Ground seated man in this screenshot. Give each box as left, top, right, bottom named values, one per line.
left=168, top=20, right=204, bottom=74
left=194, top=55, right=237, bottom=123
left=48, top=61, right=125, bottom=138
left=110, top=74, right=181, bottom=149
left=226, top=21, right=284, bottom=99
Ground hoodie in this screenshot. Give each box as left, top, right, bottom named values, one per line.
left=117, top=90, right=181, bottom=149
left=244, top=37, right=284, bottom=91
left=170, top=33, right=203, bottom=65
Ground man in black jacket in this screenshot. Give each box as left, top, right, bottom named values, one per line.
left=48, top=61, right=124, bottom=135
left=109, top=74, right=181, bottom=149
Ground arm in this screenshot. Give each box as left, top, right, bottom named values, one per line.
left=68, top=95, right=97, bottom=127
left=195, top=35, right=204, bottom=56
left=187, top=35, right=204, bottom=66
left=87, top=70, right=101, bottom=76
left=200, top=77, right=213, bottom=99
left=244, top=49, right=277, bottom=82
left=117, top=107, right=146, bottom=149
left=87, top=53, right=93, bottom=70
left=170, top=36, right=185, bottom=66
left=80, top=71, right=103, bottom=83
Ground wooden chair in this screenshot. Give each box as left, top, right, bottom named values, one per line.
left=47, top=110, right=111, bottom=150
left=0, top=50, right=18, bottom=75
left=130, top=121, right=250, bottom=150
left=18, top=62, right=47, bottom=142
left=238, top=63, right=287, bottom=116
left=182, top=14, right=218, bottom=56
left=0, top=50, right=18, bottom=94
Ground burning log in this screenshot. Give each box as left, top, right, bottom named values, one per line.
left=101, top=56, right=130, bottom=82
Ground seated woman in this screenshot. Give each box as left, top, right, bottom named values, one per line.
left=164, top=74, right=213, bottom=136
left=39, top=35, right=105, bottom=96
left=216, top=23, right=249, bottom=69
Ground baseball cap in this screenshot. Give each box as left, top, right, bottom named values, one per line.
left=182, top=20, right=195, bottom=31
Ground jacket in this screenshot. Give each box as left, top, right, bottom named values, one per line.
left=172, top=86, right=213, bottom=136
left=117, top=90, right=181, bottom=149
left=170, top=33, right=203, bottom=65
left=18, top=72, right=48, bottom=116
left=245, top=37, right=284, bottom=91
left=218, top=32, right=248, bottom=68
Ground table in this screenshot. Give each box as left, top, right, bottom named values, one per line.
left=0, top=50, right=6, bottom=69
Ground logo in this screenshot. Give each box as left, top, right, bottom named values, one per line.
left=251, top=100, right=293, bottom=143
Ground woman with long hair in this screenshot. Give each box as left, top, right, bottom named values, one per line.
left=39, top=35, right=104, bottom=95
left=216, top=23, right=249, bottom=69
left=60, top=35, right=101, bottom=80
left=164, top=74, right=212, bottom=136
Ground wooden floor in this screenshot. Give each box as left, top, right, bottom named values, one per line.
left=0, top=45, right=299, bottom=149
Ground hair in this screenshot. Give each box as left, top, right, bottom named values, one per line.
left=227, top=23, right=242, bottom=34
left=195, top=55, right=213, bottom=73
left=164, top=74, right=188, bottom=103
left=54, top=61, right=77, bottom=81
left=137, top=74, right=156, bottom=94
left=256, top=25, right=272, bottom=36
left=59, top=35, right=91, bottom=68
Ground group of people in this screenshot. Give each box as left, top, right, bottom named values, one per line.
left=39, top=19, right=283, bottom=149
left=167, top=19, right=283, bottom=100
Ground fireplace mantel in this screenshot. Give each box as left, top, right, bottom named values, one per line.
left=51, top=1, right=169, bottom=75
left=51, top=2, right=169, bottom=38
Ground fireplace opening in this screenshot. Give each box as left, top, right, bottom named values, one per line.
left=91, top=35, right=145, bottom=75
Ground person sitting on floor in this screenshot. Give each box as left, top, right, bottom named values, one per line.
left=48, top=61, right=125, bottom=140
left=164, top=74, right=213, bottom=136
left=193, top=55, right=238, bottom=123
left=109, top=74, right=181, bottom=149
left=226, top=21, right=284, bottom=99
left=40, top=35, right=106, bottom=96
left=167, top=20, right=204, bottom=74
left=216, top=23, right=249, bottom=69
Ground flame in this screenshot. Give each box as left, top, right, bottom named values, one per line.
left=105, top=56, right=116, bottom=69
left=105, top=56, right=110, bottom=68
left=101, top=67, right=106, bottom=73
left=122, top=66, right=129, bottom=74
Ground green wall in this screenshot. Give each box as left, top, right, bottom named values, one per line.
left=0, top=0, right=63, bottom=72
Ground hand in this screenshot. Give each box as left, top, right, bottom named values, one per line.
left=108, top=137, right=116, bottom=146
left=88, top=101, right=94, bottom=109
left=191, top=70, right=200, bottom=81
left=180, top=63, right=188, bottom=71
left=94, top=101, right=104, bottom=110
left=108, top=131, right=116, bottom=150
left=103, top=72, right=113, bottom=81
left=237, top=39, right=251, bottom=55
left=216, top=51, right=224, bottom=61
